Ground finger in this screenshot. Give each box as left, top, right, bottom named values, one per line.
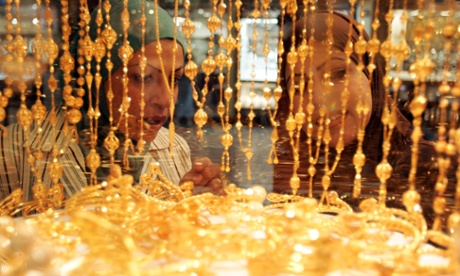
left=207, top=177, right=223, bottom=194
left=192, top=185, right=213, bottom=195
left=199, top=163, right=222, bottom=182
left=180, top=172, right=204, bottom=186
left=192, top=157, right=212, bottom=172
left=217, top=188, right=227, bottom=196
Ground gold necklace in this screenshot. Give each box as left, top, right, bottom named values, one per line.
left=102, top=0, right=120, bottom=165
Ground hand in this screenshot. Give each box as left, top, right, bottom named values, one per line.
left=180, top=157, right=225, bottom=195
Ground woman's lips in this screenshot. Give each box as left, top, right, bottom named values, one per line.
left=328, top=112, right=345, bottom=129
left=314, top=112, right=346, bottom=129
left=143, top=116, right=167, bottom=130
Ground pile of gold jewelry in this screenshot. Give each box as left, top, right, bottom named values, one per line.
left=1, top=0, right=460, bottom=275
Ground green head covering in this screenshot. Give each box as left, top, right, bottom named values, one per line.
left=75, top=0, right=186, bottom=126
left=88, top=0, right=186, bottom=79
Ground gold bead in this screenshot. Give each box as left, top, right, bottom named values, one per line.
left=433, top=196, right=446, bottom=214
left=439, top=83, right=450, bottom=95
left=17, top=105, right=33, bottom=129
left=66, top=108, right=82, bottom=124
left=31, top=100, right=47, bottom=124
left=443, top=22, right=455, bottom=39
left=194, top=108, right=208, bottom=128
left=448, top=212, right=460, bottom=234
left=207, top=14, right=221, bottom=34
left=290, top=175, right=300, bottom=190
left=285, top=116, right=296, bottom=132
left=273, top=86, right=282, bottom=101
left=367, top=38, right=380, bottom=54
left=104, top=131, right=120, bottom=156
left=353, top=152, right=366, bottom=167
left=263, top=87, right=271, bottom=101
left=0, top=107, right=5, bottom=122
left=185, top=60, right=198, bottom=80
left=225, top=87, right=233, bottom=101
left=201, top=56, right=216, bottom=75
left=49, top=161, right=63, bottom=184
left=220, top=133, right=233, bottom=148
left=354, top=38, right=367, bottom=55
left=86, top=149, right=101, bottom=173
left=181, top=18, right=195, bottom=38
left=409, top=95, right=427, bottom=117
left=308, top=165, right=316, bottom=177
left=402, top=189, right=421, bottom=212
left=375, top=161, right=393, bottom=181
left=215, top=52, right=227, bottom=70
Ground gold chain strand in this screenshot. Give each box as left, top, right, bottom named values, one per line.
left=233, top=0, right=243, bottom=159
left=101, top=0, right=120, bottom=165
left=215, top=0, right=232, bottom=173
left=351, top=0, right=369, bottom=200
left=375, top=0, right=395, bottom=208
left=265, top=1, right=286, bottom=164
left=400, top=0, right=431, bottom=212
left=43, top=0, right=64, bottom=199
left=221, top=0, right=236, bottom=173
left=0, top=0, right=14, bottom=133
left=447, top=41, right=460, bottom=233
left=167, top=0, right=180, bottom=155
left=431, top=0, right=456, bottom=231
left=92, top=0, right=105, bottom=158
left=80, top=0, right=101, bottom=184
left=29, top=0, right=46, bottom=182
left=182, top=0, right=201, bottom=149
left=305, top=4, right=323, bottom=198
left=319, top=0, right=335, bottom=206
left=266, top=0, right=286, bottom=166
left=401, top=0, right=425, bottom=214
left=285, top=0, right=298, bottom=193
left=285, top=1, right=297, bottom=145
left=150, top=0, right=180, bottom=154
left=354, top=0, right=380, bottom=198
left=135, top=0, right=147, bottom=154
left=195, top=0, right=219, bottom=142
left=14, top=0, right=39, bottom=202
left=291, top=0, right=310, bottom=196
left=61, top=0, right=81, bottom=141
left=182, top=0, right=200, bottom=137
left=242, top=0, right=262, bottom=181
left=215, top=0, right=227, bottom=127
left=119, top=0, right=135, bottom=169
left=448, top=104, right=460, bottom=233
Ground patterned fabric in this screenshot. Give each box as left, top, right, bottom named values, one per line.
left=0, top=107, right=193, bottom=202
left=140, top=127, right=192, bottom=186
left=79, top=126, right=192, bottom=186
left=0, top=107, right=87, bottom=202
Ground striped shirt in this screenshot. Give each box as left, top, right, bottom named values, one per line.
left=79, top=126, right=192, bottom=187
left=0, top=107, right=87, bottom=202
left=0, top=107, right=192, bottom=202
left=140, top=127, right=192, bottom=185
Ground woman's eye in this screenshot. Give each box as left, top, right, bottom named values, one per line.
left=173, top=75, right=183, bottom=86
left=331, top=69, right=346, bottom=80
left=294, top=84, right=301, bottom=95
left=133, top=74, right=152, bottom=82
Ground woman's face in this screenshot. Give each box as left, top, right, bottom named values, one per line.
left=106, top=39, right=184, bottom=143
left=285, top=40, right=372, bottom=148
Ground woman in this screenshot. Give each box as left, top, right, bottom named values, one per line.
left=273, top=11, right=440, bottom=217
left=0, top=0, right=223, bottom=203
left=76, top=0, right=223, bottom=195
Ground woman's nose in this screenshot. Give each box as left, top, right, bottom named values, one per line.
left=145, top=82, right=170, bottom=110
